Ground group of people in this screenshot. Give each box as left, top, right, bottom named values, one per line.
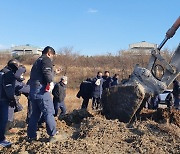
left=0, top=46, right=68, bottom=147
left=77, top=71, right=119, bottom=110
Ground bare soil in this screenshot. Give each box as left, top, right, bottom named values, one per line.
left=0, top=108, right=180, bottom=154
left=0, top=90, right=180, bottom=154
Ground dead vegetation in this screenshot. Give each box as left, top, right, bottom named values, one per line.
left=0, top=49, right=179, bottom=153
left=1, top=48, right=177, bottom=88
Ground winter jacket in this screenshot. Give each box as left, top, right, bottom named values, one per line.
left=92, top=76, right=103, bottom=98
left=165, top=92, right=174, bottom=108
left=173, top=80, right=180, bottom=98
left=76, top=80, right=93, bottom=99
left=0, top=66, right=16, bottom=103
left=30, top=54, right=54, bottom=86
left=52, top=81, right=66, bottom=103
left=111, top=77, right=119, bottom=86
left=150, top=94, right=161, bottom=109
left=102, top=76, right=112, bottom=90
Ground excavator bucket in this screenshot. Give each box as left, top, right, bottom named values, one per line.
left=102, top=17, right=180, bottom=123
left=102, top=83, right=145, bottom=123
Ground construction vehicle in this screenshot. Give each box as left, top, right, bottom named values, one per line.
left=102, top=17, right=180, bottom=123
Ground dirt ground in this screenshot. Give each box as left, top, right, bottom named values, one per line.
left=0, top=89, right=180, bottom=154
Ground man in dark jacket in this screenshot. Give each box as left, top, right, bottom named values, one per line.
left=52, top=76, right=67, bottom=117
left=92, top=72, right=103, bottom=110
left=27, top=46, right=61, bottom=143
left=6, top=65, right=30, bottom=134
left=76, top=78, right=93, bottom=109
left=146, top=91, right=160, bottom=110
left=0, top=59, right=20, bottom=147
left=172, top=79, right=180, bottom=109
left=102, top=71, right=112, bottom=90
left=165, top=92, right=174, bottom=109
left=111, top=74, right=119, bottom=86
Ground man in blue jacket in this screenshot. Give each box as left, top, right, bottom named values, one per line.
left=102, top=71, right=112, bottom=90
left=92, top=71, right=103, bottom=110
left=0, top=59, right=20, bottom=147
left=111, top=74, right=119, bottom=86
left=27, top=46, right=61, bottom=143
left=6, top=65, right=30, bottom=134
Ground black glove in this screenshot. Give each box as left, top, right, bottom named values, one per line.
left=9, top=99, right=16, bottom=108
left=23, top=92, right=29, bottom=98
left=14, top=102, right=23, bottom=112
left=76, top=91, right=81, bottom=98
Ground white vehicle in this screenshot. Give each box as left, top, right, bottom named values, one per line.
left=159, top=89, right=173, bottom=104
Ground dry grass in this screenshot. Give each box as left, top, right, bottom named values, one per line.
left=16, top=88, right=85, bottom=121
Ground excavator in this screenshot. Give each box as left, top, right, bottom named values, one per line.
left=102, top=17, right=180, bottom=123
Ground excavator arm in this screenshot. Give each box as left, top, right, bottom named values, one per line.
left=147, top=16, right=180, bottom=87
left=102, top=17, right=180, bottom=123
left=123, top=17, right=180, bottom=97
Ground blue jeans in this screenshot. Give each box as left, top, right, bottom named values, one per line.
left=27, top=92, right=57, bottom=138
left=0, top=101, right=9, bottom=141
left=53, top=101, right=66, bottom=117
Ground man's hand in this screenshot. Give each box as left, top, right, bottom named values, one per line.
left=45, top=82, right=54, bottom=92
left=9, top=99, right=16, bottom=108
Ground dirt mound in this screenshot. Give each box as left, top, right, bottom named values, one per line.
left=140, top=108, right=180, bottom=127
left=1, top=110, right=180, bottom=154
left=59, top=109, right=94, bottom=126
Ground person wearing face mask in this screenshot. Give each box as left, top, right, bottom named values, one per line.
left=102, top=71, right=112, bottom=90
left=111, top=74, right=119, bottom=87
left=0, top=59, right=20, bottom=147
left=6, top=65, right=30, bottom=135
left=52, top=76, right=67, bottom=119
left=27, top=46, right=64, bottom=143
left=92, top=71, right=103, bottom=110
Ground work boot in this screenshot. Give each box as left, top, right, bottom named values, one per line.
left=27, top=137, right=37, bottom=143
left=49, top=131, right=68, bottom=143
left=0, top=140, right=12, bottom=148
left=58, top=114, right=65, bottom=121
left=27, top=131, right=40, bottom=143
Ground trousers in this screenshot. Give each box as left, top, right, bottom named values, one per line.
left=0, top=101, right=9, bottom=141
left=27, top=92, right=57, bottom=138
left=53, top=101, right=66, bottom=117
